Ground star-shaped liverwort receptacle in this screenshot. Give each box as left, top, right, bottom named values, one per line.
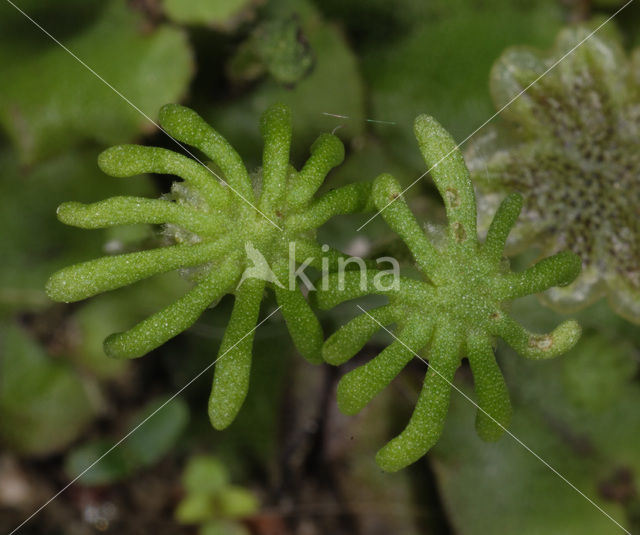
left=46, top=103, right=373, bottom=430
left=466, top=21, right=640, bottom=323
left=317, top=114, right=582, bottom=472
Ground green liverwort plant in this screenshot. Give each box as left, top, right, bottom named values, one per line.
left=466, top=21, right=640, bottom=322
left=317, top=115, right=582, bottom=472
left=46, top=103, right=372, bottom=430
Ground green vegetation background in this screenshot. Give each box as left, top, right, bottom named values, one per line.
left=0, top=1, right=639, bottom=534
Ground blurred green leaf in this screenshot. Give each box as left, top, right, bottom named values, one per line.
left=500, top=339, right=640, bottom=486
left=431, top=293, right=640, bottom=533
left=0, top=0, right=105, bottom=46
left=176, top=492, right=216, bottom=524
left=71, top=272, right=192, bottom=378
left=0, top=0, right=193, bottom=164
left=0, top=323, right=94, bottom=456
left=200, top=520, right=250, bottom=535
left=176, top=455, right=258, bottom=528
left=0, top=149, right=154, bottom=314
left=562, top=334, right=637, bottom=412
left=431, top=383, right=626, bottom=534
left=65, top=396, right=188, bottom=485
left=162, top=0, right=255, bottom=29
left=183, top=456, right=229, bottom=494
left=64, top=439, right=131, bottom=486
left=125, top=396, right=189, bottom=467
left=218, top=486, right=259, bottom=518
left=207, top=0, right=365, bottom=165
left=175, top=485, right=257, bottom=524
left=363, top=0, right=564, bottom=172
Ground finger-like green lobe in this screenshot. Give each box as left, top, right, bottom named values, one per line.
left=287, top=182, right=373, bottom=233
left=315, top=270, right=404, bottom=309
left=466, top=333, right=511, bottom=441
left=337, top=317, right=434, bottom=416
left=209, top=278, right=265, bottom=430
left=159, top=104, right=254, bottom=201
left=57, top=197, right=221, bottom=236
left=492, top=314, right=582, bottom=359
left=494, top=251, right=582, bottom=299
left=373, top=174, right=441, bottom=281
left=259, top=103, right=291, bottom=213
left=322, top=304, right=400, bottom=365
left=98, top=145, right=229, bottom=208
left=414, top=114, right=477, bottom=250
left=104, top=254, right=241, bottom=359
left=376, top=324, right=462, bottom=472
left=287, top=133, right=345, bottom=209
left=273, top=260, right=323, bottom=364
left=46, top=239, right=231, bottom=303
left=482, top=193, right=522, bottom=264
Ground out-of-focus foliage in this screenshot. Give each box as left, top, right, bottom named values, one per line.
left=432, top=385, right=626, bottom=535
left=175, top=456, right=258, bottom=535
left=0, top=149, right=154, bottom=315
left=432, top=296, right=640, bottom=534
left=209, top=0, right=365, bottom=162
left=594, top=0, right=629, bottom=6
left=228, top=15, right=315, bottom=86
left=319, top=363, right=425, bottom=535
left=562, top=332, right=637, bottom=411
left=0, top=323, right=95, bottom=456
left=0, top=0, right=193, bottom=164
left=69, top=273, right=191, bottom=378
left=359, top=0, right=565, bottom=172
left=466, top=21, right=640, bottom=323
left=162, top=0, right=257, bottom=29
left=64, top=396, right=188, bottom=485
